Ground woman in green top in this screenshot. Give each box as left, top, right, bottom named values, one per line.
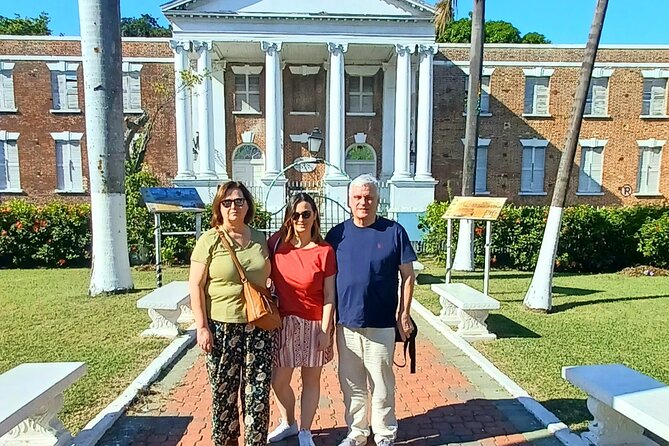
left=189, top=181, right=272, bottom=446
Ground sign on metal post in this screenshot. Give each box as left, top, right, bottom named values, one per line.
left=141, top=188, right=206, bottom=288
left=442, top=196, right=507, bottom=296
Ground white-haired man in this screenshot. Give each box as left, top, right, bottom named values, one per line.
left=325, top=174, right=416, bottom=446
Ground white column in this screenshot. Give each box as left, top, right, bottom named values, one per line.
left=277, top=61, right=285, bottom=175
left=415, top=44, right=437, bottom=181
left=390, top=44, right=414, bottom=181
left=170, top=39, right=194, bottom=180
left=194, top=40, right=216, bottom=179
left=261, top=41, right=282, bottom=179
left=326, top=42, right=348, bottom=180
left=211, top=60, right=229, bottom=180
left=381, top=60, right=396, bottom=180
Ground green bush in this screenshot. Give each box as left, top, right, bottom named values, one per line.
left=418, top=201, right=669, bottom=272
left=0, top=200, right=91, bottom=268
left=637, top=214, right=669, bottom=268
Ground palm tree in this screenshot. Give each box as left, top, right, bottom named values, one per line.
left=79, top=0, right=134, bottom=295
left=434, top=0, right=458, bottom=38
left=523, top=0, right=609, bottom=311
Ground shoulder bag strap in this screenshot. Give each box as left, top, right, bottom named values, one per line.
left=216, top=228, right=249, bottom=283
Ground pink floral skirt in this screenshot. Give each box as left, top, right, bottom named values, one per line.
left=273, top=315, right=334, bottom=368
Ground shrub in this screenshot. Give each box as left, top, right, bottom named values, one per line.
left=637, top=214, right=669, bottom=268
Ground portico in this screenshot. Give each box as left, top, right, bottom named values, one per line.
left=162, top=0, right=438, bottom=219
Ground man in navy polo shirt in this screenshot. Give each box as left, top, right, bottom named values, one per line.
left=326, top=174, right=416, bottom=446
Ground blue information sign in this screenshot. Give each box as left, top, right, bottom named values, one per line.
left=140, top=187, right=205, bottom=213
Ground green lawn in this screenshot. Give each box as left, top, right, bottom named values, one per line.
left=0, top=267, right=189, bottom=433
left=414, top=258, right=669, bottom=429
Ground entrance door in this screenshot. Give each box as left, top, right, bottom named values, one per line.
left=232, top=144, right=265, bottom=187
left=345, top=143, right=377, bottom=179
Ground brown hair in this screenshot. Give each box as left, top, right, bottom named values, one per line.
left=279, top=192, right=323, bottom=244
left=210, top=181, right=255, bottom=227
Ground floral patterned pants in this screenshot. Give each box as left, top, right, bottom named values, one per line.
left=206, top=321, right=274, bottom=446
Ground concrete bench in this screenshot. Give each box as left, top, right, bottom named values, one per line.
left=0, top=362, right=86, bottom=445
left=431, top=283, right=500, bottom=341
left=563, top=364, right=669, bottom=445
left=136, top=281, right=193, bottom=338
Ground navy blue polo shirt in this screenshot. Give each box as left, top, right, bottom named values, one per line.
left=325, top=217, right=417, bottom=328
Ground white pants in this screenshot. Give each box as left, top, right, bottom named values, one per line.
left=337, top=325, right=397, bottom=443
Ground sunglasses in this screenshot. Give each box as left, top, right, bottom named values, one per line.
left=291, top=210, right=312, bottom=221
left=221, top=198, right=246, bottom=208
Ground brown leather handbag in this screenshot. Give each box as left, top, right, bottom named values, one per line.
left=216, top=229, right=281, bottom=331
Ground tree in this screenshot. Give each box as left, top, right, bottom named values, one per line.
left=120, top=14, right=171, bottom=37
left=0, top=12, right=51, bottom=35
left=452, top=0, right=485, bottom=272
left=437, top=18, right=550, bottom=44
left=79, top=0, right=134, bottom=295
left=434, top=0, right=458, bottom=38
left=523, top=0, right=608, bottom=311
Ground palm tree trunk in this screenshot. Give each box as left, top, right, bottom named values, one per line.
left=79, top=0, right=134, bottom=295
left=523, top=0, right=608, bottom=311
left=453, top=0, right=484, bottom=271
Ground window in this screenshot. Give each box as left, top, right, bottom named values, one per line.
left=585, top=78, right=609, bottom=116
left=122, top=62, right=142, bottom=112
left=461, top=137, right=491, bottom=193
left=47, top=62, right=80, bottom=112
left=520, top=139, right=548, bottom=194
left=523, top=68, right=553, bottom=116
left=230, top=65, right=263, bottom=114
left=641, top=78, right=667, bottom=117
left=464, top=67, right=494, bottom=115
left=51, top=132, right=84, bottom=192
left=345, top=143, right=376, bottom=178
left=636, top=139, right=665, bottom=195
left=578, top=139, right=606, bottom=194
left=0, top=62, right=16, bottom=111
left=348, top=75, right=374, bottom=113
left=0, top=131, right=21, bottom=191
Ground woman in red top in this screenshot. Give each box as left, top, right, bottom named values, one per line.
left=267, top=193, right=336, bottom=446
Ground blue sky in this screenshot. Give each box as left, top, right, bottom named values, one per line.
left=0, top=0, right=667, bottom=45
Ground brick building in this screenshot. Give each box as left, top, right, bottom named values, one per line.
left=1, top=22, right=668, bottom=215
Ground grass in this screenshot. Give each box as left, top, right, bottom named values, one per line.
left=0, top=266, right=189, bottom=433
left=413, top=258, right=669, bottom=430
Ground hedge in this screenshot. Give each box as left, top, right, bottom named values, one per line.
left=417, top=202, right=669, bottom=272
left=0, top=169, right=270, bottom=268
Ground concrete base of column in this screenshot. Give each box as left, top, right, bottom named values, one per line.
left=174, top=171, right=195, bottom=181
left=172, top=178, right=223, bottom=204
left=261, top=177, right=287, bottom=213
left=324, top=177, right=351, bottom=208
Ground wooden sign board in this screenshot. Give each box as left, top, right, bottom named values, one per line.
left=140, top=187, right=205, bottom=213
left=442, top=196, right=507, bottom=221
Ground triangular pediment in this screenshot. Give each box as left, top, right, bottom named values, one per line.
left=162, top=0, right=434, bottom=19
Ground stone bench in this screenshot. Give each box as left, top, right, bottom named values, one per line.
left=431, top=283, right=500, bottom=341
left=0, top=362, right=87, bottom=446
left=136, top=281, right=193, bottom=338
left=563, top=364, right=669, bottom=445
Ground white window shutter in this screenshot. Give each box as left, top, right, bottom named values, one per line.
left=52, top=73, right=65, bottom=110
left=521, top=147, right=533, bottom=191
left=650, top=81, right=666, bottom=116
left=534, top=80, right=550, bottom=115
left=475, top=146, right=488, bottom=192
left=0, top=142, right=7, bottom=189
left=69, top=142, right=83, bottom=191
left=578, top=148, right=590, bottom=192
left=129, top=73, right=141, bottom=110
left=592, top=79, right=608, bottom=116
left=56, top=141, right=66, bottom=190
left=534, top=147, right=545, bottom=192
left=480, top=76, right=490, bottom=113
left=1, top=71, right=15, bottom=110
left=122, top=73, right=130, bottom=109
left=590, top=147, right=603, bottom=190
left=66, top=73, right=78, bottom=110
left=5, top=140, right=20, bottom=190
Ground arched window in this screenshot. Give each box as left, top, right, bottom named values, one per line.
left=232, top=143, right=265, bottom=187
left=345, top=143, right=377, bottom=178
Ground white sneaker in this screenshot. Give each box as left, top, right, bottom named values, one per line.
left=298, top=429, right=316, bottom=446
left=337, top=438, right=364, bottom=446
left=267, top=419, right=298, bottom=443
left=376, top=439, right=393, bottom=446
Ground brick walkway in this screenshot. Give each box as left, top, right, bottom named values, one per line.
left=99, top=315, right=560, bottom=446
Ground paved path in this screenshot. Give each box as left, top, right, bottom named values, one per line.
left=99, top=315, right=561, bottom=446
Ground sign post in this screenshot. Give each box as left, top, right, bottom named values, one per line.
left=140, top=188, right=206, bottom=288
left=442, top=196, right=507, bottom=295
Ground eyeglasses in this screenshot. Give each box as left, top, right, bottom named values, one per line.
left=221, top=198, right=246, bottom=208
left=292, top=210, right=312, bottom=221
